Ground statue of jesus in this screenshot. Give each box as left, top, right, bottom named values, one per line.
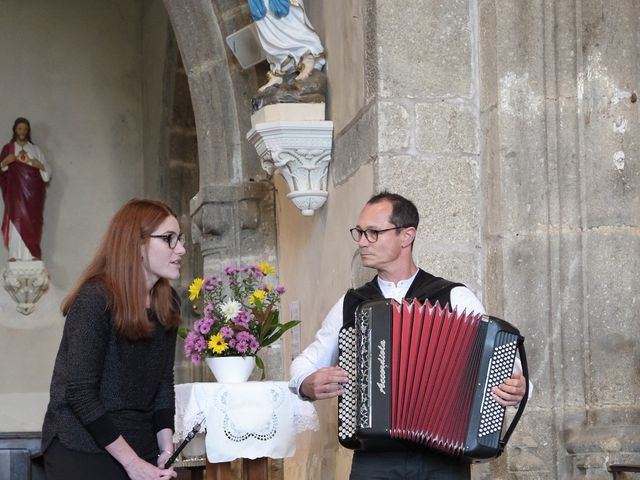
left=0, top=117, right=51, bottom=261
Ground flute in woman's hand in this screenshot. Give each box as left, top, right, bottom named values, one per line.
left=163, top=418, right=204, bottom=469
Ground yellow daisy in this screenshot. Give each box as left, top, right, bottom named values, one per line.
left=249, top=289, right=266, bottom=305
left=208, top=333, right=228, bottom=354
left=188, top=277, right=204, bottom=301
left=258, top=262, right=276, bottom=275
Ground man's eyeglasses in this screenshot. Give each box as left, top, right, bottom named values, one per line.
left=149, top=232, right=185, bottom=249
left=349, top=226, right=403, bottom=243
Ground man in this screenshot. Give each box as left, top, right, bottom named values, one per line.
left=0, top=117, right=51, bottom=261
left=289, top=192, right=528, bottom=479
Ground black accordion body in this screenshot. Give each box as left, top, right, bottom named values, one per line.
left=337, top=299, right=528, bottom=461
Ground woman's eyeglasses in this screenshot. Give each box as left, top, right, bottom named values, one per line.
left=149, top=232, right=185, bottom=249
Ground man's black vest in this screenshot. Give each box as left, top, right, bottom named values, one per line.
left=342, top=269, right=464, bottom=327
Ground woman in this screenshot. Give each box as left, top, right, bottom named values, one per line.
left=42, top=199, right=185, bottom=479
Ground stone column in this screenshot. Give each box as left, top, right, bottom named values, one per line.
left=190, top=181, right=279, bottom=380
left=481, top=0, right=640, bottom=478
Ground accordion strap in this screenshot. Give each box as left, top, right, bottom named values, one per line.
left=499, top=337, right=529, bottom=453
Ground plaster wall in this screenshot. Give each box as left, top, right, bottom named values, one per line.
left=305, top=0, right=367, bottom=135
left=0, top=0, right=158, bottom=432
left=142, top=0, right=171, bottom=200
left=261, top=3, right=371, bottom=478
left=279, top=165, right=373, bottom=480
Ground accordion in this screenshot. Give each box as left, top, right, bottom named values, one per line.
left=338, top=299, right=528, bottom=461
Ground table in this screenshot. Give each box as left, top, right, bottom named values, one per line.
left=174, top=382, right=318, bottom=479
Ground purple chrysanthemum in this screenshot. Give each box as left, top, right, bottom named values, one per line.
left=194, top=336, right=207, bottom=351
left=220, top=326, right=234, bottom=338
left=249, top=265, right=264, bottom=277
left=199, top=318, right=213, bottom=334
left=203, top=304, right=215, bottom=318
left=236, top=331, right=254, bottom=343
left=233, top=310, right=251, bottom=328
left=185, top=331, right=198, bottom=349
left=235, top=341, right=249, bottom=353
left=203, top=275, right=220, bottom=291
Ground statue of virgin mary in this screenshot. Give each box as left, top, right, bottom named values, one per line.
left=249, top=0, right=326, bottom=91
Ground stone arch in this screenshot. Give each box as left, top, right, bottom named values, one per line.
left=163, top=0, right=243, bottom=187
left=162, top=0, right=279, bottom=377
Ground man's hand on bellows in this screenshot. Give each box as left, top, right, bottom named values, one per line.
left=492, top=373, right=526, bottom=407
left=300, top=366, right=349, bottom=400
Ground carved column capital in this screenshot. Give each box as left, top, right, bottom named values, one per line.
left=190, top=181, right=275, bottom=268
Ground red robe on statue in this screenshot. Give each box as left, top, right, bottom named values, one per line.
left=0, top=142, right=47, bottom=259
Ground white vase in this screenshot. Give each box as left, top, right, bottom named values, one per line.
left=205, top=356, right=256, bottom=383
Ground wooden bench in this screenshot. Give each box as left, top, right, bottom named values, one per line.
left=607, top=464, right=640, bottom=479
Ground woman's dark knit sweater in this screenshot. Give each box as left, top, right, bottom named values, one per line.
left=41, top=282, right=177, bottom=462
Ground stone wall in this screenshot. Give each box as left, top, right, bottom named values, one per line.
left=161, top=0, right=640, bottom=478
left=480, top=1, right=640, bottom=478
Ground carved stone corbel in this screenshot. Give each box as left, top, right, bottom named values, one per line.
left=247, top=120, right=333, bottom=216
left=2, top=260, right=49, bottom=315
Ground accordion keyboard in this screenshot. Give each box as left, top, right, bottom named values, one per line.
left=338, top=326, right=357, bottom=440
left=478, top=336, right=519, bottom=437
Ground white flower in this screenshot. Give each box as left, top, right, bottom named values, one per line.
left=220, top=299, right=242, bottom=320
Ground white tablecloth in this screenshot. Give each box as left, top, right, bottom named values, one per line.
left=175, top=382, right=319, bottom=463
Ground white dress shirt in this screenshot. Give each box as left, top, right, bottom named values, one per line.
left=288, top=272, right=491, bottom=398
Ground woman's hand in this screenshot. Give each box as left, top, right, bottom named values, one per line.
left=124, top=456, right=177, bottom=479
left=156, top=450, right=173, bottom=469
left=106, top=435, right=177, bottom=479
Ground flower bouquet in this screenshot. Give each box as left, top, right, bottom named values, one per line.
left=179, top=262, right=299, bottom=379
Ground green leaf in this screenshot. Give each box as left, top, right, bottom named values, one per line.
left=255, top=355, right=266, bottom=380
left=177, top=326, right=190, bottom=339
left=279, top=320, right=301, bottom=330
left=261, top=320, right=300, bottom=347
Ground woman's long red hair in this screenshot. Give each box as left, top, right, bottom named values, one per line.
left=62, top=199, right=181, bottom=340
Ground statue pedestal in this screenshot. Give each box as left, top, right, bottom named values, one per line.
left=2, top=260, right=49, bottom=315
left=247, top=103, right=333, bottom=216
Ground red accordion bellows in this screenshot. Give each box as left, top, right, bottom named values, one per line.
left=337, top=298, right=527, bottom=460
left=390, top=300, right=483, bottom=454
